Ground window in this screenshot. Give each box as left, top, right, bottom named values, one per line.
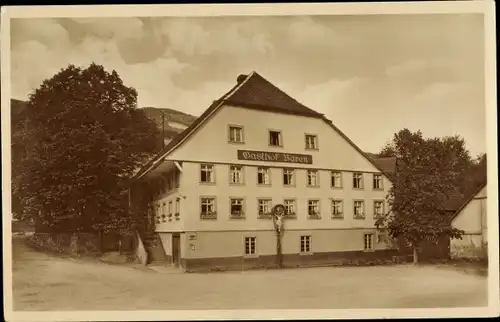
left=258, top=199, right=272, bottom=216
left=331, top=200, right=343, bottom=218
left=284, top=199, right=296, bottom=217
left=200, top=164, right=215, bottom=183
left=354, top=200, right=365, bottom=219
left=257, top=167, right=271, bottom=185
left=283, top=168, right=295, bottom=186
left=230, top=198, right=245, bottom=217
left=353, top=173, right=363, bottom=189
left=373, top=174, right=383, bottom=190
left=269, top=130, right=282, bottom=147
left=200, top=197, right=216, bottom=219
left=307, top=170, right=319, bottom=187
left=228, top=125, right=244, bottom=143
left=229, top=165, right=244, bottom=184
left=245, top=237, right=256, bottom=255
left=308, top=200, right=320, bottom=218
left=373, top=200, right=384, bottom=218
left=300, top=236, right=311, bottom=253
left=305, top=134, right=318, bottom=150
left=331, top=171, right=342, bottom=188
left=364, top=234, right=374, bottom=250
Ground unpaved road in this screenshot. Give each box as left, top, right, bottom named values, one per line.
left=11, top=236, right=487, bottom=311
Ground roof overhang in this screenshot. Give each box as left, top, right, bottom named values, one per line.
left=137, top=158, right=178, bottom=180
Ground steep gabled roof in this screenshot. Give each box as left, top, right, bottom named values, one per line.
left=225, top=72, right=323, bottom=118
left=450, top=182, right=487, bottom=221
left=133, top=72, right=393, bottom=180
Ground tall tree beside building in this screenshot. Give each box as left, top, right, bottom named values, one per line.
left=15, top=63, right=159, bottom=234
left=375, top=129, right=466, bottom=264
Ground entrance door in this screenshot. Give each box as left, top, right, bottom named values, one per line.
left=172, top=234, right=181, bottom=267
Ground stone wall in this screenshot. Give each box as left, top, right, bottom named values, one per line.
left=182, top=250, right=414, bottom=273
left=451, top=241, right=488, bottom=260
left=27, top=232, right=102, bottom=256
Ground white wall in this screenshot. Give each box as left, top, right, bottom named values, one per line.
left=166, top=104, right=388, bottom=172
left=179, top=162, right=389, bottom=231
left=451, top=186, right=487, bottom=259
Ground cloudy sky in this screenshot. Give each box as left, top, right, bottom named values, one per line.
left=10, top=14, right=485, bottom=156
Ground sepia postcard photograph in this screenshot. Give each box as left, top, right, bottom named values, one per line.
left=1, top=2, right=499, bottom=321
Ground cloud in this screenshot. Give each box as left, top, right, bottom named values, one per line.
left=385, top=60, right=428, bottom=78
left=9, top=15, right=486, bottom=157
left=293, top=77, right=365, bottom=115
left=71, top=18, right=144, bottom=40
left=159, top=17, right=274, bottom=58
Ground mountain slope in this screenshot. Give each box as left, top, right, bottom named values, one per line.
left=9, top=99, right=197, bottom=143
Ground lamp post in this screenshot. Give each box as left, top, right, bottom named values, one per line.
left=272, top=204, right=285, bottom=269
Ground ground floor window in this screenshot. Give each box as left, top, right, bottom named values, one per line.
left=364, top=233, right=374, bottom=250
left=245, top=237, right=257, bottom=255
left=300, top=235, right=311, bottom=253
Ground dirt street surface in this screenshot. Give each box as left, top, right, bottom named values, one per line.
left=11, top=236, right=488, bottom=311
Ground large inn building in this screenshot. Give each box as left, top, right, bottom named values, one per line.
left=132, top=72, right=400, bottom=272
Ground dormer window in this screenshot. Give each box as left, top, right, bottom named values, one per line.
left=269, top=130, right=282, bottom=147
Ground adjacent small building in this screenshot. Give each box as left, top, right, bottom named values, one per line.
left=450, top=183, right=488, bottom=260
left=132, top=71, right=401, bottom=272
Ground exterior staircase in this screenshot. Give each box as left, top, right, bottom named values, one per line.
left=140, top=231, right=169, bottom=265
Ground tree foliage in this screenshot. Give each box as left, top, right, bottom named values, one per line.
left=14, top=63, right=159, bottom=234
left=375, top=129, right=469, bottom=263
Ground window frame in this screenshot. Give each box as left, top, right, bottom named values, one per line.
left=306, top=170, right=320, bottom=187
left=373, top=200, right=385, bottom=218
left=229, top=197, right=245, bottom=218
left=268, top=129, right=283, bottom=147
left=229, top=165, right=245, bottom=185
left=373, top=174, right=383, bottom=190
left=307, top=199, right=321, bottom=219
left=283, top=198, right=297, bottom=218
left=331, top=171, right=343, bottom=188
left=200, top=196, right=217, bottom=220
left=200, top=164, right=216, bottom=184
left=331, top=199, right=344, bottom=219
left=244, top=236, right=257, bottom=256
left=300, top=235, right=312, bottom=253
left=283, top=168, right=295, bottom=187
left=353, top=200, right=365, bottom=219
left=257, top=167, right=272, bottom=186
left=304, top=133, right=319, bottom=150
left=353, top=172, right=364, bottom=189
left=257, top=198, right=273, bottom=217
left=364, top=233, right=374, bottom=251
left=228, top=124, right=245, bottom=144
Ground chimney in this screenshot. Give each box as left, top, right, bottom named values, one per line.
left=236, top=74, right=248, bottom=84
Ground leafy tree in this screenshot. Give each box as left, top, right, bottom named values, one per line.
left=375, top=129, right=466, bottom=264
left=15, top=63, right=159, bottom=235
left=378, top=141, right=396, bottom=157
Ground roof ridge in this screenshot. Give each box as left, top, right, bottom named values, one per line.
left=449, top=182, right=487, bottom=222
left=133, top=71, right=395, bottom=180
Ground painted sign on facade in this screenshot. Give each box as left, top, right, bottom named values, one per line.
left=237, top=150, right=313, bottom=164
